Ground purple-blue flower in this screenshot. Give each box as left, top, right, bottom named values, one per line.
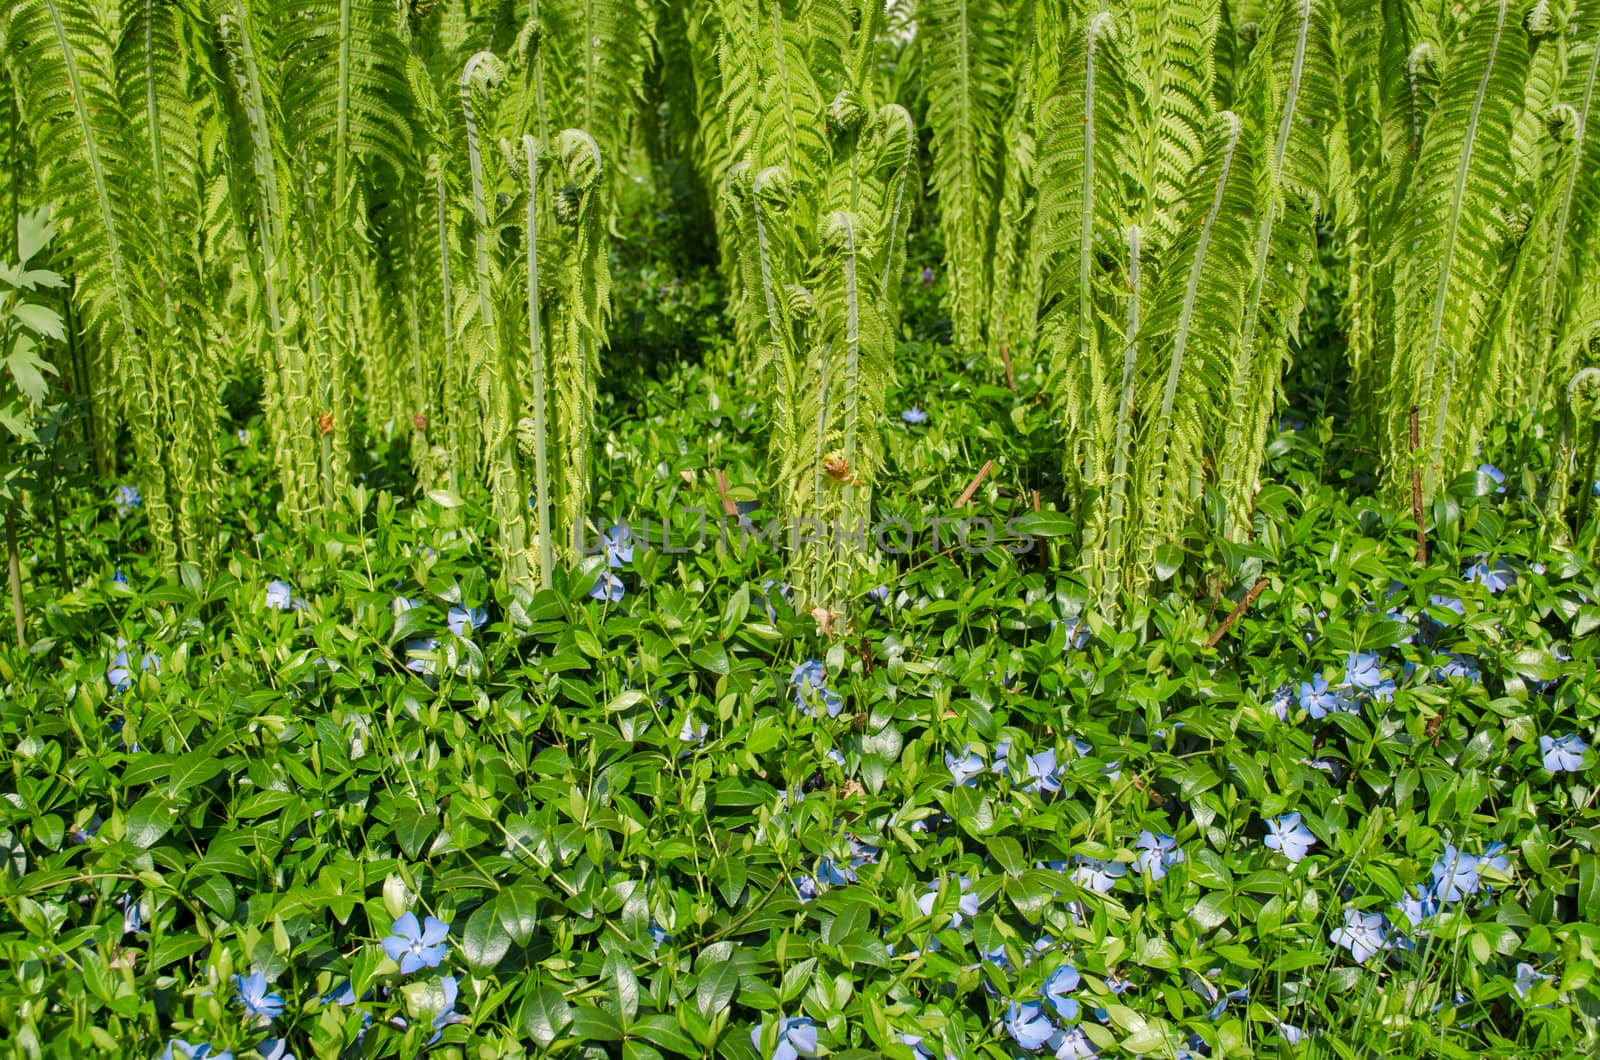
left=382, top=911, right=451, bottom=974
left=1344, top=652, right=1396, bottom=701
left=1330, top=908, right=1389, bottom=962
left=447, top=604, right=487, bottom=636
left=1478, top=463, right=1506, bottom=493
left=751, top=1015, right=818, bottom=1060
left=1004, top=1000, right=1055, bottom=1051
left=1133, top=831, right=1184, bottom=881
left=789, top=659, right=842, bottom=718
left=234, top=971, right=284, bottom=1021
left=255, top=1040, right=293, bottom=1060
left=918, top=876, right=980, bottom=927
left=601, top=524, right=634, bottom=567
left=1540, top=733, right=1587, bottom=772
left=265, top=580, right=296, bottom=611
left=1430, top=845, right=1482, bottom=903
left=1264, top=813, right=1316, bottom=863
left=1070, top=856, right=1126, bottom=894
left=1042, top=964, right=1081, bottom=1020
left=1298, top=674, right=1349, bottom=719
left=114, top=484, right=142, bottom=515
left=590, top=571, right=625, bottom=603
left=1465, top=558, right=1514, bottom=593
left=945, top=745, right=986, bottom=785
left=901, top=407, right=928, bottom=424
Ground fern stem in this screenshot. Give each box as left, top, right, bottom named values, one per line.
left=1104, top=224, right=1142, bottom=604
left=525, top=134, right=554, bottom=591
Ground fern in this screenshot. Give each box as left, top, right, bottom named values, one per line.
left=1216, top=0, right=1336, bottom=538
left=1388, top=0, right=1528, bottom=499
left=919, top=0, right=1016, bottom=362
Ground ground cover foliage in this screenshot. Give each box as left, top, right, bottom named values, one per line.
left=2, top=0, right=1600, bottom=1058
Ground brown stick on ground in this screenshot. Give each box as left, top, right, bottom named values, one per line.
left=1206, top=577, right=1269, bottom=649
left=713, top=469, right=739, bottom=518
left=956, top=460, right=995, bottom=508
left=999, top=346, right=1017, bottom=391
left=1410, top=405, right=1427, bottom=564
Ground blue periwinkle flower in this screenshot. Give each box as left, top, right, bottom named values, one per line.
left=256, top=1040, right=294, bottom=1060
left=1430, top=845, right=1482, bottom=903
left=789, top=659, right=842, bottom=718
left=264, top=580, right=304, bottom=611
left=234, top=971, right=284, bottom=1021
left=918, top=876, right=980, bottom=927
left=1330, top=908, right=1389, bottom=962
left=163, top=1041, right=232, bottom=1060
left=1344, top=651, right=1395, bottom=701
left=867, top=583, right=890, bottom=614
left=1438, top=653, right=1480, bottom=681
left=677, top=715, right=709, bottom=744
left=1465, top=558, right=1514, bottom=593
left=751, top=1015, right=818, bottom=1060
left=1396, top=884, right=1439, bottom=931
left=1514, top=962, right=1552, bottom=999
left=447, top=605, right=487, bottom=637
left=1022, top=749, right=1061, bottom=796
left=1042, top=964, right=1081, bottom=1020
left=114, top=484, right=142, bottom=515
left=404, top=636, right=439, bottom=676
left=1053, top=1026, right=1097, bottom=1057
left=602, top=524, right=635, bottom=567
left=920, top=266, right=935, bottom=287
left=112, top=569, right=128, bottom=585
left=901, top=407, right=928, bottom=424
left=1004, top=1000, right=1055, bottom=1051
left=946, top=745, right=985, bottom=785
left=1298, top=674, right=1348, bottom=719
left=382, top=911, right=451, bottom=974
left=1070, top=857, right=1126, bottom=894
left=1133, top=831, right=1184, bottom=881
left=590, top=571, right=625, bottom=603
left=1264, top=813, right=1316, bottom=863
left=1478, top=463, right=1506, bottom=493
left=1540, top=733, right=1587, bottom=772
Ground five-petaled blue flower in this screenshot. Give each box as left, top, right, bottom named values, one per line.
left=945, top=745, right=985, bottom=786
left=1004, top=999, right=1055, bottom=1051
left=901, top=407, right=928, bottom=424
left=447, top=605, right=487, bottom=637
left=114, top=484, right=142, bottom=515
left=234, top=971, right=284, bottom=1021
left=602, top=524, right=634, bottom=567
left=1465, top=558, right=1515, bottom=593
left=590, top=571, right=625, bottom=603
left=1042, top=963, right=1081, bottom=1020
left=1264, top=813, right=1316, bottom=863
left=1478, top=463, right=1506, bottom=493
left=1397, top=884, right=1438, bottom=931
left=751, top=1015, right=818, bottom=1060
left=1330, top=908, right=1389, bottom=962
left=1430, top=845, right=1483, bottom=903
left=1345, top=652, right=1396, bottom=701
left=1133, top=831, right=1184, bottom=881
left=1298, top=674, right=1349, bottom=719
left=789, top=659, right=842, bottom=718
left=1540, top=733, right=1587, bottom=773
left=382, top=911, right=451, bottom=974
left=256, top=1039, right=294, bottom=1060
left=1070, top=856, right=1126, bottom=894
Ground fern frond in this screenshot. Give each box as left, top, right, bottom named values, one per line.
left=1388, top=0, right=1529, bottom=498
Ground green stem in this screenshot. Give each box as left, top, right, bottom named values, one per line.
left=525, top=134, right=553, bottom=591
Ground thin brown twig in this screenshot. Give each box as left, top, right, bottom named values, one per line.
left=1205, top=577, right=1269, bottom=649
left=956, top=460, right=995, bottom=508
